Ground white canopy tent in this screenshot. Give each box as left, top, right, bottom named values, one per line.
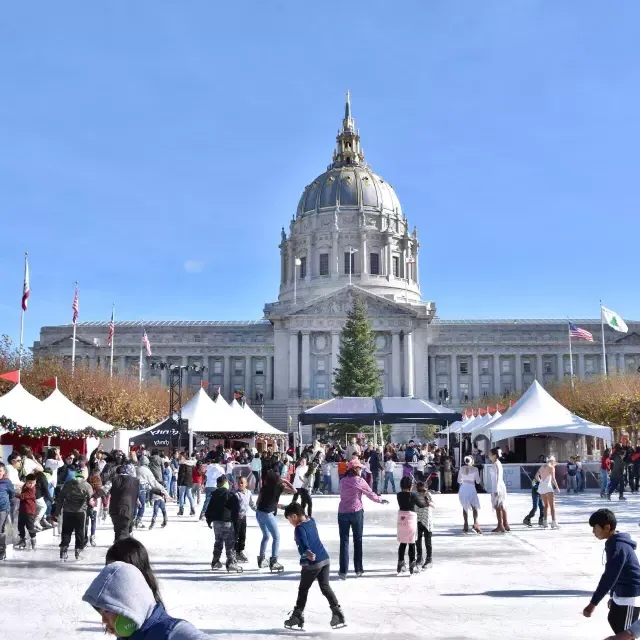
left=460, top=413, right=491, bottom=435
left=41, top=388, right=117, bottom=433
left=0, top=384, right=50, bottom=435
left=473, top=381, right=612, bottom=443
left=230, top=399, right=286, bottom=437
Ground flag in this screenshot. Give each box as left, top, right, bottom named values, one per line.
left=142, top=329, right=152, bottom=356
left=569, top=322, right=594, bottom=342
left=602, top=306, right=628, bottom=333
left=0, top=370, right=20, bottom=384
left=72, top=284, right=79, bottom=324
left=21, top=254, right=30, bottom=311
left=201, top=380, right=210, bottom=388
left=40, top=377, right=57, bottom=389
left=107, top=308, right=115, bottom=346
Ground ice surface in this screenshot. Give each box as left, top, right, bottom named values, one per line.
left=0, top=491, right=634, bottom=639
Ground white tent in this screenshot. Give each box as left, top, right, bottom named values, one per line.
left=181, top=388, right=236, bottom=432
left=460, top=413, right=491, bottom=434
left=0, top=383, right=50, bottom=433
left=473, top=381, right=612, bottom=443
left=438, top=416, right=468, bottom=436
left=230, top=399, right=286, bottom=437
left=42, top=388, right=116, bottom=433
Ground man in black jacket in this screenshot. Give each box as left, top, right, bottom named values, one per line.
left=205, top=476, right=240, bottom=571
left=177, top=453, right=196, bottom=516
left=148, top=449, right=164, bottom=484
left=109, top=467, right=140, bottom=541
left=368, top=447, right=383, bottom=495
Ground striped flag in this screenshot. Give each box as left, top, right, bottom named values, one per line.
left=569, top=322, right=594, bottom=342
left=72, top=284, right=79, bottom=324
left=142, top=329, right=152, bottom=356
left=107, top=308, right=115, bottom=346
left=21, top=254, right=30, bottom=311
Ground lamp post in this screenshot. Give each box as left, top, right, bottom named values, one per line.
left=293, top=256, right=302, bottom=304
left=348, top=246, right=358, bottom=286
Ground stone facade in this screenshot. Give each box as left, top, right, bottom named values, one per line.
left=32, top=95, right=640, bottom=432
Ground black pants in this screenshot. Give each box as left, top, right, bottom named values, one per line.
left=416, top=523, right=432, bottom=561
left=111, top=514, right=132, bottom=541
left=631, top=467, right=640, bottom=493
left=292, top=489, right=312, bottom=517
left=372, top=473, right=379, bottom=494
left=60, top=511, right=86, bottom=550
left=608, top=601, right=640, bottom=634
left=398, top=542, right=416, bottom=565
left=18, top=513, right=37, bottom=541
left=235, top=517, right=247, bottom=553
left=608, top=477, right=625, bottom=499
left=296, top=564, right=339, bottom=611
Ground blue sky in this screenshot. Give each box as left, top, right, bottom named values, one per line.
left=1, top=1, right=639, bottom=349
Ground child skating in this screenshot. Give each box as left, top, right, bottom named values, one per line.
left=396, top=476, right=427, bottom=575
left=522, top=477, right=544, bottom=528
left=205, top=475, right=242, bottom=573
left=458, top=456, right=482, bottom=534
left=415, top=481, right=434, bottom=569
left=283, top=503, right=345, bottom=630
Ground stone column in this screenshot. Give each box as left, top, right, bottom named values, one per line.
left=607, top=352, right=616, bottom=376
left=287, top=243, right=294, bottom=284
left=536, top=353, right=544, bottom=383
left=120, top=356, right=127, bottom=376
left=331, top=332, right=340, bottom=394
left=332, top=232, right=339, bottom=280
left=289, top=332, right=299, bottom=398
left=471, top=354, right=480, bottom=401
left=577, top=353, right=585, bottom=380
left=301, top=332, right=311, bottom=399
left=161, top=363, right=169, bottom=387
left=391, top=332, right=401, bottom=396
left=414, top=247, right=420, bottom=285
left=361, top=233, right=367, bottom=275
left=404, top=332, right=415, bottom=397
left=493, top=354, right=501, bottom=395
left=245, top=355, right=252, bottom=399
left=223, top=355, right=231, bottom=399
left=182, top=355, right=190, bottom=388
left=428, top=353, right=436, bottom=401
left=386, top=236, right=392, bottom=280
left=514, top=354, right=522, bottom=392
left=450, top=354, right=458, bottom=404
left=266, top=354, right=274, bottom=399
left=305, top=236, right=312, bottom=283
left=557, top=353, right=564, bottom=381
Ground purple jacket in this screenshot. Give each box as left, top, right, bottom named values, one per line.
left=338, top=475, right=384, bottom=514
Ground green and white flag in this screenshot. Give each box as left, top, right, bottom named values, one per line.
left=601, top=305, right=628, bottom=333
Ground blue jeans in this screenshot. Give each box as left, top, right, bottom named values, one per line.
left=201, top=487, right=216, bottom=517
left=170, top=477, right=177, bottom=499
left=256, top=510, right=280, bottom=558
left=600, top=470, right=609, bottom=495
left=153, top=499, right=166, bottom=518
left=338, top=509, right=364, bottom=576
left=577, top=470, right=584, bottom=492
left=178, top=486, right=195, bottom=512
left=137, top=489, right=147, bottom=519
left=321, top=474, right=332, bottom=494
left=383, top=472, right=396, bottom=493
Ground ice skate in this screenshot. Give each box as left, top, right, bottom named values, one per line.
left=338, top=573, right=347, bottom=580
left=226, top=560, right=243, bottom=573
left=177, top=508, right=184, bottom=516
left=149, top=518, right=156, bottom=530
left=101, top=510, right=107, bottom=522
left=257, top=555, right=267, bottom=568
left=409, top=561, right=418, bottom=575
left=90, top=535, right=97, bottom=547
left=210, top=559, right=223, bottom=571
left=422, top=557, right=433, bottom=569
left=237, top=551, right=248, bottom=563
left=330, top=605, right=346, bottom=629
left=0, top=549, right=6, bottom=561
left=472, top=524, right=483, bottom=535
left=284, top=608, right=304, bottom=630
left=16, top=538, right=27, bottom=550
left=190, top=509, right=196, bottom=516
left=135, top=518, right=145, bottom=529
left=523, top=516, right=532, bottom=527
left=620, top=496, right=627, bottom=501
left=60, top=547, right=68, bottom=562
left=551, top=521, right=560, bottom=529
left=161, top=517, right=167, bottom=528
left=75, top=548, right=84, bottom=560
left=397, top=561, right=406, bottom=576
left=541, top=519, right=549, bottom=529
left=30, top=537, right=36, bottom=551
left=355, top=571, right=364, bottom=578
left=269, top=557, right=284, bottom=573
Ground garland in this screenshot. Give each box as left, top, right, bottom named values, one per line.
left=196, top=432, right=286, bottom=440
left=0, top=416, right=117, bottom=440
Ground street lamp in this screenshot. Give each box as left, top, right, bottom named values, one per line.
left=293, top=256, right=302, bottom=304
left=347, top=246, right=358, bottom=286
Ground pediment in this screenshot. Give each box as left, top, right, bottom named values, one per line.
left=615, top=332, right=640, bottom=346
left=291, top=286, right=415, bottom=317
left=47, top=334, right=97, bottom=348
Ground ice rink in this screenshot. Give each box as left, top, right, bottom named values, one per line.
left=1, top=490, right=637, bottom=640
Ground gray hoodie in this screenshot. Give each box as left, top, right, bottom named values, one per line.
left=83, top=561, right=206, bottom=639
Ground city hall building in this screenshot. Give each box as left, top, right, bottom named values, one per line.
left=33, top=96, right=640, bottom=432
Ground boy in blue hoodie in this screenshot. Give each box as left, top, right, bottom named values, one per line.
left=583, top=508, right=640, bottom=634
left=0, top=462, right=16, bottom=561
left=283, top=503, right=345, bottom=630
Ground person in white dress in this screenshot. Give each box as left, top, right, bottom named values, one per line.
left=535, top=456, right=560, bottom=529
left=489, top=448, right=509, bottom=533
left=457, top=456, right=482, bottom=534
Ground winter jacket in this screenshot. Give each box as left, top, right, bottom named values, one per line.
left=204, top=487, right=239, bottom=525
left=0, top=477, right=16, bottom=512
left=610, top=453, right=626, bottom=478
left=148, top=455, right=164, bottom=483
left=109, top=474, right=141, bottom=518
left=162, top=467, right=172, bottom=486
left=235, top=488, right=256, bottom=518
left=368, top=451, right=382, bottom=474
left=18, top=485, right=37, bottom=515
left=57, top=464, right=75, bottom=487
left=35, top=472, right=51, bottom=502
left=177, top=462, right=194, bottom=487
left=56, top=478, right=93, bottom=514
left=83, top=561, right=206, bottom=640
left=591, top=533, right=640, bottom=605
left=137, top=463, right=166, bottom=494
left=294, top=518, right=330, bottom=568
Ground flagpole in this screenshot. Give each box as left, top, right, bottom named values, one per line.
left=600, top=299, right=607, bottom=376
left=71, top=281, right=78, bottom=377
left=18, top=252, right=27, bottom=371
left=568, top=322, right=574, bottom=391
left=110, top=304, right=115, bottom=379
left=139, top=329, right=144, bottom=390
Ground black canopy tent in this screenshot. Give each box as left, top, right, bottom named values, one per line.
left=128, top=418, right=191, bottom=450
left=298, top=397, right=462, bottom=426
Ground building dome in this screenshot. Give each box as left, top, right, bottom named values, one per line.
left=297, top=165, right=403, bottom=218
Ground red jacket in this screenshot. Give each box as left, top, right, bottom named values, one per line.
left=192, top=467, right=204, bottom=485
left=18, top=485, right=37, bottom=515
left=601, top=456, right=611, bottom=471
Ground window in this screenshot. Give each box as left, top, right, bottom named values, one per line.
left=459, top=360, right=468, bottom=375
left=544, top=360, right=552, bottom=374
left=459, top=382, right=469, bottom=403
left=376, top=358, right=385, bottom=371
left=564, top=358, right=572, bottom=373
left=392, top=256, right=400, bottom=277
left=437, top=384, right=449, bottom=402
left=299, top=256, right=307, bottom=279
left=523, top=359, right=531, bottom=373
left=344, top=251, right=355, bottom=275
left=370, top=252, right=380, bottom=275
left=317, top=358, right=325, bottom=372
left=501, top=359, right=511, bottom=373
left=437, top=359, right=447, bottom=374
left=213, top=360, right=223, bottom=375
left=585, top=359, right=595, bottom=374
left=254, top=359, right=264, bottom=375
left=316, top=383, right=327, bottom=400
left=319, top=253, right=329, bottom=276
left=194, top=334, right=203, bottom=343
left=234, top=360, right=244, bottom=375
left=480, top=359, right=489, bottom=373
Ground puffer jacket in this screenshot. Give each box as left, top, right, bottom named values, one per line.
left=56, top=477, right=93, bottom=514
left=0, top=477, right=16, bottom=512
left=148, top=455, right=164, bottom=483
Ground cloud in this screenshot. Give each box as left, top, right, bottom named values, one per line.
left=184, top=259, right=205, bottom=273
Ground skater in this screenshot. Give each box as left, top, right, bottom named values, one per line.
left=415, top=481, right=434, bottom=569
left=583, top=509, right=640, bottom=634
left=601, top=449, right=611, bottom=498
left=283, top=503, right=345, bottom=630
left=535, top=456, right=560, bottom=529
left=458, top=456, right=482, bottom=534
left=566, top=457, right=578, bottom=494
left=396, top=476, right=427, bottom=575
left=108, top=465, right=141, bottom=541
left=83, top=561, right=207, bottom=639
left=192, top=461, right=204, bottom=504
left=200, top=457, right=224, bottom=519
left=205, top=476, right=241, bottom=572
left=148, top=487, right=169, bottom=530
left=292, top=456, right=313, bottom=517
left=16, top=473, right=38, bottom=551
left=443, top=456, right=453, bottom=493
left=0, top=463, right=16, bottom=561
left=320, top=459, right=332, bottom=495
left=608, top=445, right=627, bottom=502
left=256, top=469, right=296, bottom=572
left=522, top=477, right=544, bottom=528
left=383, top=455, right=396, bottom=494
left=136, top=456, right=170, bottom=528
left=337, top=459, right=388, bottom=579
left=55, top=470, right=93, bottom=560
left=235, top=475, right=257, bottom=563
left=251, top=452, right=262, bottom=493
left=489, top=448, right=509, bottom=533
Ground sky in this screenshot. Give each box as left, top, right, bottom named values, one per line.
left=1, top=1, right=639, bottom=350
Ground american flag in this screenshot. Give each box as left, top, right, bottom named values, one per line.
left=569, top=322, right=594, bottom=342
left=21, top=254, right=30, bottom=311
left=72, top=284, right=79, bottom=324
left=142, top=329, right=152, bottom=356
left=107, top=308, right=115, bottom=346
